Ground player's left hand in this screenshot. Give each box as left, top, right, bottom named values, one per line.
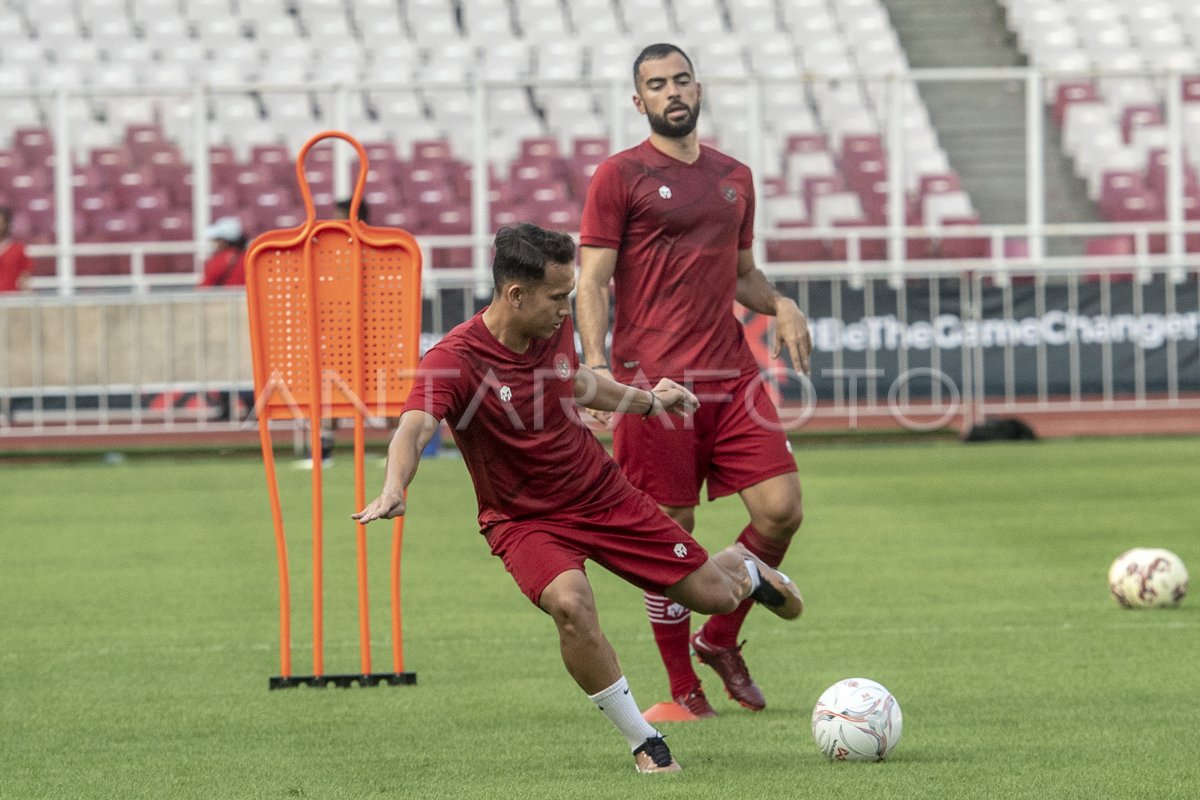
left=352, top=489, right=406, bottom=524
left=651, top=378, right=700, bottom=417
left=773, top=297, right=813, bottom=375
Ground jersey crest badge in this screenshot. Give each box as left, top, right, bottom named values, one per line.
left=499, top=385, right=512, bottom=403
left=658, top=185, right=672, bottom=199
left=722, top=185, right=737, bottom=203
left=673, top=543, right=688, bottom=558
left=554, top=354, right=571, bottom=380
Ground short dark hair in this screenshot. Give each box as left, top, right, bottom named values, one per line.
left=633, top=43, right=695, bottom=87
left=492, top=223, right=575, bottom=291
left=335, top=197, right=369, bottom=223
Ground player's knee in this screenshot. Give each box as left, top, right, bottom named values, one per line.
left=544, top=588, right=601, bottom=639
left=753, top=497, right=804, bottom=538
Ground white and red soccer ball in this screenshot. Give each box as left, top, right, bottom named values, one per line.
left=811, top=678, right=903, bottom=762
left=1108, top=548, right=1189, bottom=608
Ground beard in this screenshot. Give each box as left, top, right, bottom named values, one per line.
left=646, top=97, right=702, bottom=138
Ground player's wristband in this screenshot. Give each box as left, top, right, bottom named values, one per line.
left=642, top=392, right=658, bottom=417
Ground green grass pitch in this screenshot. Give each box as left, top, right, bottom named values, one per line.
left=2, top=436, right=1197, bottom=799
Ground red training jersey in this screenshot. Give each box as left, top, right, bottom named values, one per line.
left=0, top=240, right=34, bottom=292
left=200, top=248, right=246, bottom=287
left=580, top=139, right=759, bottom=383
left=402, top=313, right=637, bottom=529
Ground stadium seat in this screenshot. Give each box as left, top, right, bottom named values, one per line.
left=936, top=217, right=989, bottom=259
left=0, top=0, right=978, bottom=260
left=145, top=211, right=196, bottom=274
left=765, top=221, right=828, bottom=263
left=923, top=191, right=976, bottom=229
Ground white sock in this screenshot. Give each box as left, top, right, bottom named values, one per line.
left=743, top=558, right=763, bottom=593
left=587, top=676, right=661, bottom=751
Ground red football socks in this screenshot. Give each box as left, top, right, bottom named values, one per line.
left=644, top=591, right=701, bottom=700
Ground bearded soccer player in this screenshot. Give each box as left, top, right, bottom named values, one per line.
left=576, top=44, right=815, bottom=719
left=354, top=223, right=802, bottom=773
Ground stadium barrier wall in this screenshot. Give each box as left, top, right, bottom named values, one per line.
left=4, top=263, right=1198, bottom=439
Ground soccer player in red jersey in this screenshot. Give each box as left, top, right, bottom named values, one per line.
left=354, top=223, right=802, bottom=773
left=576, top=43, right=815, bottom=718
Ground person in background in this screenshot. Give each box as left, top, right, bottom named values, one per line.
left=0, top=207, right=35, bottom=292
left=199, top=216, right=247, bottom=288
left=335, top=197, right=369, bottom=224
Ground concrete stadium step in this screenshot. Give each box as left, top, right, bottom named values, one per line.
left=880, top=0, right=1100, bottom=242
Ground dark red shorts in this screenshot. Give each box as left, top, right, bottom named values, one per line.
left=613, top=370, right=798, bottom=507
left=483, top=488, right=710, bottom=607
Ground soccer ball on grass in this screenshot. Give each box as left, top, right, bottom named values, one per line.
left=811, top=678, right=903, bottom=762
left=1108, top=548, right=1189, bottom=608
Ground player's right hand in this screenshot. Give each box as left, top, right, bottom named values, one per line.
left=651, top=378, right=700, bottom=417
left=352, top=490, right=406, bottom=524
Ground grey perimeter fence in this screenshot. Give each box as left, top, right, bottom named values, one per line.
left=3, top=261, right=1198, bottom=439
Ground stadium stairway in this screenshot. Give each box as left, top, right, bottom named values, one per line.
left=880, top=0, right=1100, bottom=252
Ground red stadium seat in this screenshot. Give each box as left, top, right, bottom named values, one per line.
left=519, top=137, right=561, bottom=161
left=411, top=138, right=454, bottom=163
left=362, top=140, right=401, bottom=166
left=840, top=134, right=883, bottom=165
left=491, top=205, right=525, bottom=229
left=936, top=217, right=989, bottom=259
left=509, top=159, right=565, bottom=201
left=784, top=133, right=828, bottom=154
left=765, top=219, right=829, bottom=263
left=76, top=210, right=142, bottom=275
left=13, top=127, right=53, bottom=166
left=145, top=212, right=195, bottom=275
left=148, top=161, right=195, bottom=207
left=7, top=173, right=51, bottom=211
left=802, top=175, right=845, bottom=215
left=572, top=137, right=610, bottom=160
left=90, top=145, right=134, bottom=170
left=380, top=207, right=417, bottom=229
left=12, top=203, right=58, bottom=244
left=833, top=220, right=887, bottom=261
left=918, top=173, right=961, bottom=200
left=565, top=154, right=604, bottom=200
left=0, top=149, right=25, bottom=175
left=74, top=186, right=116, bottom=214
left=1144, top=148, right=1200, bottom=200
left=1053, top=81, right=1099, bottom=127
left=420, top=202, right=472, bottom=268
left=209, top=145, right=237, bottom=167
left=1183, top=75, right=1200, bottom=103
left=250, top=143, right=295, bottom=182
left=1120, top=104, right=1163, bottom=145
left=1083, top=236, right=1136, bottom=282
